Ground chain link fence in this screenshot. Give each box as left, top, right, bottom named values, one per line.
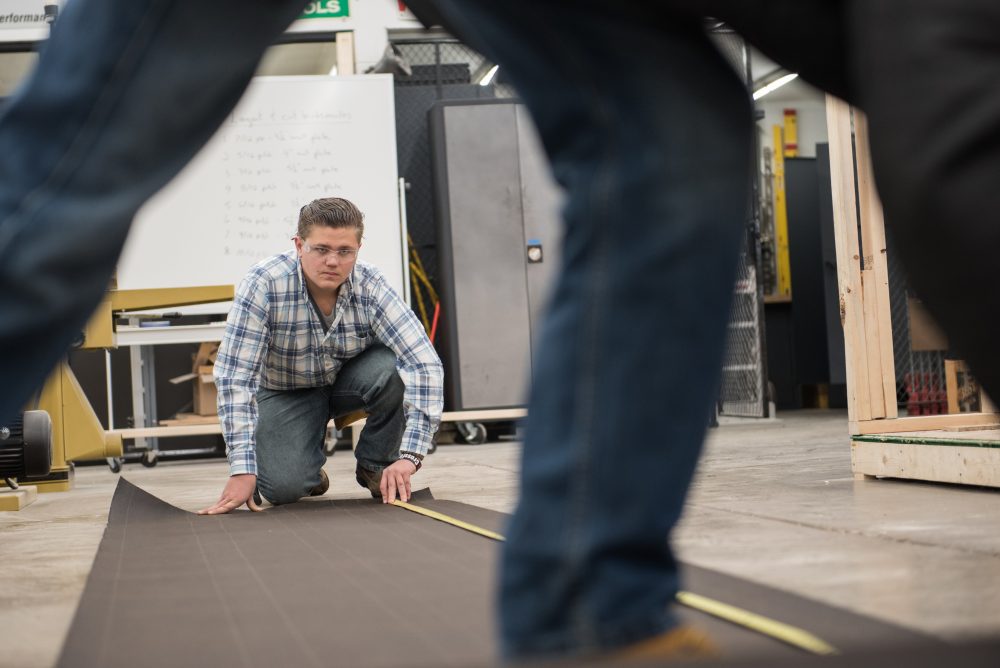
left=886, top=234, right=947, bottom=414
left=714, top=29, right=769, bottom=417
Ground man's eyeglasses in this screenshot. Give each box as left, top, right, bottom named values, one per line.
left=302, top=243, right=359, bottom=260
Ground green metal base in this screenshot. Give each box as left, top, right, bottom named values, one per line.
left=854, top=434, right=1000, bottom=449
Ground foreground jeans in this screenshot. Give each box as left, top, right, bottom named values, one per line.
left=430, top=1, right=754, bottom=658
left=431, top=0, right=1000, bottom=658
left=0, top=0, right=305, bottom=422
left=255, top=345, right=406, bottom=505
left=3, top=0, right=999, bottom=661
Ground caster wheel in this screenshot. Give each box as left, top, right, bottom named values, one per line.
left=456, top=422, right=487, bottom=445
left=141, top=450, right=158, bottom=468
left=107, top=457, right=123, bottom=474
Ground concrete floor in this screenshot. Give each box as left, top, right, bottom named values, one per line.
left=2, top=409, right=1000, bottom=667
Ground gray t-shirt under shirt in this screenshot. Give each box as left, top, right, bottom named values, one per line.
left=308, top=292, right=336, bottom=332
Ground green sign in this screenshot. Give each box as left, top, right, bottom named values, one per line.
left=300, top=0, right=349, bottom=19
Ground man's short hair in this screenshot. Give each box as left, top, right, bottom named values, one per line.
left=297, top=197, right=365, bottom=242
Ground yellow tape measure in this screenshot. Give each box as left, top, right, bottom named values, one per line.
left=392, top=500, right=506, bottom=542
left=676, top=591, right=837, bottom=655
left=392, top=499, right=839, bottom=656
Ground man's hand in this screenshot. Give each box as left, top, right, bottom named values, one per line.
left=380, top=459, right=417, bottom=504
left=197, top=473, right=259, bottom=514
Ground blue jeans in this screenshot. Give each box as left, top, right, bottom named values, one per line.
left=6, top=0, right=1000, bottom=660
left=255, top=345, right=405, bottom=505
left=0, top=0, right=305, bottom=422
left=428, top=1, right=754, bottom=659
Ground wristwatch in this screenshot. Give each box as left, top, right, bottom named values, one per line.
left=398, top=452, right=423, bottom=471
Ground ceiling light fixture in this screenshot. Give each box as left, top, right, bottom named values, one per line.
left=753, top=72, right=798, bottom=101
left=479, top=64, right=499, bottom=86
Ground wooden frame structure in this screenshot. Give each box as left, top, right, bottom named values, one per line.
left=826, top=97, right=1000, bottom=487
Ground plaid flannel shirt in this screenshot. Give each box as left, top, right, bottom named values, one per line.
left=215, top=251, right=443, bottom=476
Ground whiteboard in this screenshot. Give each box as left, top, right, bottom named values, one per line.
left=116, top=75, right=404, bottom=312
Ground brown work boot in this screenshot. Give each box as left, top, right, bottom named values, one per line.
left=614, top=625, right=719, bottom=661
left=308, top=469, right=329, bottom=497
left=355, top=465, right=382, bottom=499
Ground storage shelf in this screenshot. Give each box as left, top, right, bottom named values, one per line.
left=115, top=322, right=227, bottom=346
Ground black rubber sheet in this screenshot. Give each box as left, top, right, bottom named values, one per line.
left=57, top=478, right=997, bottom=667
left=58, top=481, right=495, bottom=668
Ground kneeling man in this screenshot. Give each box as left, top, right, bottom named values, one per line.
left=199, top=197, right=443, bottom=514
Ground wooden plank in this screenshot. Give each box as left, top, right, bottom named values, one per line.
left=853, top=112, right=898, bottom=419
left=942, top=424, right=1000, bottom=433
left=109, top=286, right=234, bottom=312
left=852, top=439, right=1000, bottom=488
left=442, top=408, right=527, bottom=422
left=860, top=270, right=886, bottom=418
left=111, top=424, right=223, bottom=439
left=335, top=31, right=355, bottom=75
left=945, top=360, right=961, bottom=414
left=0, top=486, right=38, bottom=511
left=334, top=410, right=367, bottom=431
left=853, top=412, right=1000, bottom=434
left=825, top=96, right=871, bottom=425
left=342, top=408, right=529, bottom=429
left=116, top=408, right=528, bottom=441
left=348, top=409, right=527, bottom=449
left=158, top=413, right=220, bottom=427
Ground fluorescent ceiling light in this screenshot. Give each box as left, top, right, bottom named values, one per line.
left=753, top=72, right=798, bottom=101
left=479, top=64, right=499, bottom=86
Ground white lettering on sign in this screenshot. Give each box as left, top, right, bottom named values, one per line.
left=302, top=1, right=346, bottom=18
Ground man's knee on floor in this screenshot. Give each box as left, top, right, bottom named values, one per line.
left=259, top=476, right=306, bottom=506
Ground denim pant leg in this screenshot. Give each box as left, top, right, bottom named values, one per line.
left=0, top=0, right=306, bottom=421
left=329, top=344, right=406, bottom=473
left=429, top=1, right=754, bottom=659
left=255, top=387, right=328, bottom=505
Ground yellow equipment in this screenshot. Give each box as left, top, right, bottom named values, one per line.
left=31, top=285, right=234, bottom=492
left=772, top=124, right=792, bottom=298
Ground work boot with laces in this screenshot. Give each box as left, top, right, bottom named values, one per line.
left=355, top=465, right=383, bottom=499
